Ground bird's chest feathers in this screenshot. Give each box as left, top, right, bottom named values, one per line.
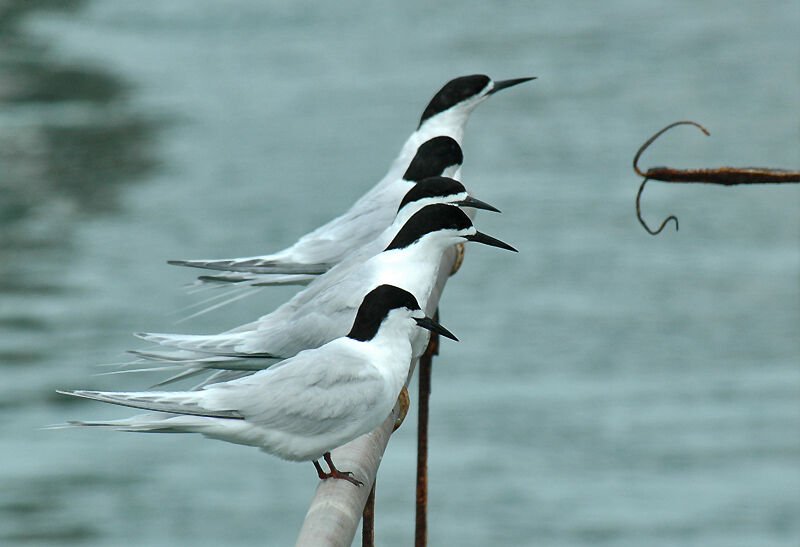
left=360, top=332, right=412, bottom=394
left=372, top=245, right=441, bottom=292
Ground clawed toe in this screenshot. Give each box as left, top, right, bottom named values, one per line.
left=312, top=452, right=363, bottom=486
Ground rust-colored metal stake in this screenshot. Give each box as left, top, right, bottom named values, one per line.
left=361, top=480, right=375, bottom=547
left=415, top=310, right=440, bottom=547
left=633, top=120, right=800, bottom=234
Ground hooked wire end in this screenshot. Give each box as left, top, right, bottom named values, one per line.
left=636, top=178, right=679, bottom=235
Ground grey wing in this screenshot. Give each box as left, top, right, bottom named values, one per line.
left=231, top=271, right=371, bottom=356
left=135, top=258, right=375, bottom=360
left=57, top=389, right=244, bottom=419
left=168, top=257, right=331, bottom=275
left=207, top=348, right=384, bottom=437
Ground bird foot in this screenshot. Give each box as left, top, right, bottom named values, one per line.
left=313, top=452, right=363, bottom=486
left=393, top=385, right=410, bottom=431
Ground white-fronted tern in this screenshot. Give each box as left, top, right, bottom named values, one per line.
left=59, top=285, right=457, bottom=485
left=169, top=75, right=533, bottom=277
left=134, top=204, right=515, bottom=371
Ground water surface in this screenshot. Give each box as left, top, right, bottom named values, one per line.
left=1, top=1, right=798, bottom=545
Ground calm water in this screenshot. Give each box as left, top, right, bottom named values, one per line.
left=1, top=1, right=798, bottom=545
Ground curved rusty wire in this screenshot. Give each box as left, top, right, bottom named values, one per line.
left=633, top=120, right=800, bottom=235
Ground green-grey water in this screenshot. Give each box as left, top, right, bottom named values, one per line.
left=1, top=1, right=798, bottom=545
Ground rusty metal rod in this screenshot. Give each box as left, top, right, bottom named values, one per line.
left=633, top=120, right=800, bottom=234
left=412, top=245, right=464, bottom=545
left=361, top=481, right=375, bottom=547
left=415, top=312, right=439, bottom=547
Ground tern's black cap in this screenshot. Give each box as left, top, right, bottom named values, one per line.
left=347, top=285, right=421, bottom=341
left=418, top=75, right=491, bottom=127
left=398, top=176, right=467, bottom=211
left=385, top=204, right=473, bottom=251
left=402, top=136, right=463, bottom=182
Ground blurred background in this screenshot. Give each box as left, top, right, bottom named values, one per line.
left=1, top=1, right=798, bottom=545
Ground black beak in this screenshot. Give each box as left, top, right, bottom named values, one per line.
left=415, top=316, right=458, bottom=341
left=488, top=76, right=536, bottom=95
left=455, top=195, right=501, bottom=213
left=466, top=231, right=518, bottom=252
